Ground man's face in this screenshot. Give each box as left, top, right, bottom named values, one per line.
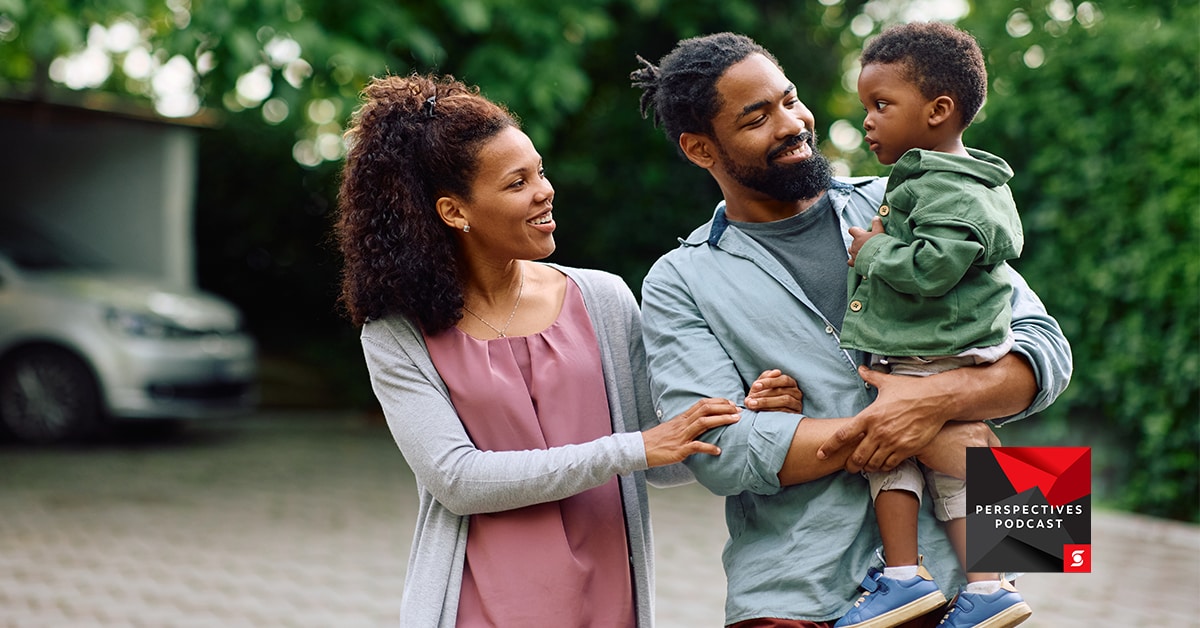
left=708, top=54, right=832, bottom=202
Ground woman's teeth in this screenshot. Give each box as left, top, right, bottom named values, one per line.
left=530, top=212, right=553, bottom=225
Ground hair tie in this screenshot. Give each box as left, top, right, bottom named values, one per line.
left=423, top=95, right=437, bottom=118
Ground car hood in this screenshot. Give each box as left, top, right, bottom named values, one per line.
left=23, top=271, right=244, bottom=332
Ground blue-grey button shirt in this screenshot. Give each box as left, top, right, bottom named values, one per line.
left=640, top=177, right=1072, bottom=624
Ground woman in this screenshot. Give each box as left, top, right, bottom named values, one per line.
left=335, top=74, right=798, bottom=626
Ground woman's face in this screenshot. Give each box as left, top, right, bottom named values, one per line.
left=457, top=126, right=556, bottom=262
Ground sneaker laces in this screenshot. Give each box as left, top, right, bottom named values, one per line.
left=851, top=571, right=888, bottom=608
left=938, top=593, right=972, bottom=625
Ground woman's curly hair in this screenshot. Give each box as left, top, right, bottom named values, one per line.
left=631, top=32, right=776, bottom=154
left=861, top=22, right=988, bottom=127
left=335, top=73, right=518, bottom=330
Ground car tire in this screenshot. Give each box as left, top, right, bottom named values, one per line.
left=0, top=346, right=101, bottom=444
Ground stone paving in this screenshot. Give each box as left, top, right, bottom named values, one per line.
left=1, top=411, right=1196, bottom=627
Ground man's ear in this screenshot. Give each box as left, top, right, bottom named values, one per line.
left=679, top=132, right=717, bottom=169
left=928, top=95, right=958, bottom=128
left=435, top=196, right=468, bottom=231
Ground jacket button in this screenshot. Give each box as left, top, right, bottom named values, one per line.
left=849, top=300, right=863, bottom=312
left=879, top=205, right=890, bottom=216
left=825, top=325, right=834, bottom=334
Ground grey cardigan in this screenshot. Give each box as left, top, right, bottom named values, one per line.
left=361, top=263, right=693, bottom=627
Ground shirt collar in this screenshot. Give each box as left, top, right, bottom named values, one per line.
left=702, top=178, right=856, bottom=246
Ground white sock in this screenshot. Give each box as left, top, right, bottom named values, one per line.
left=965, top=580, right=1002, bottom=594
left=883, top=565, right=919, bottom=580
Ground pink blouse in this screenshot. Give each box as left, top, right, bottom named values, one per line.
left=424, top=278, right=635, bottom=627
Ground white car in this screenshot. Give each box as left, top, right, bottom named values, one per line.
left=0, top=221, right=257, bottom=443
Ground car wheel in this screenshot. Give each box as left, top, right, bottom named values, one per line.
left=0, top=346, right=101, bottom=443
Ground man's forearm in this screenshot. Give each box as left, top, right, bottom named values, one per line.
left=784, top=352, right=1038, bottom=485
left=940, top=352, right=1038, bottom=423
left=777, top=417, right=856, bottom=485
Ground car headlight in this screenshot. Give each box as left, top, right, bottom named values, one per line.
left=105, top=308, right=205, bottom=339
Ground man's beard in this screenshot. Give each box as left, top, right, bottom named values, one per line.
left=719, top=131, right=833, bottom=202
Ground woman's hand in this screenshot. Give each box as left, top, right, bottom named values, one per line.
left=642, top=398, right=740, bottom=467
left=745, top=369, right=804, bottom=414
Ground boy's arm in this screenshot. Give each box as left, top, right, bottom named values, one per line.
left=852, top=221, right=983, bottom=298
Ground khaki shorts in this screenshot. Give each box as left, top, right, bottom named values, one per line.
left=867, top=458, right=965, bottom=522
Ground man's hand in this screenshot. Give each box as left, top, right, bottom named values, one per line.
left=847, top=216, right=885, bottom=267
left=815, top=365, right=954, bottom=473
left=745, top=369, right=804, bottom=414
left=916, top=421, right=1001, bottom=480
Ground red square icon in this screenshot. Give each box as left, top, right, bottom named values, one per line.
left=1063, top=544, right=1091, bottom=572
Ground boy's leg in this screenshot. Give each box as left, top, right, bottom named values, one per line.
left=927, top=468, right=1031, bottom=627
left=835, top=463, right=946, bottom=628
left=927, top=469, right=1001, bottom=583
left=876, top=489, right=920, bottom=567
left=868, top=458, right=924, bottom=566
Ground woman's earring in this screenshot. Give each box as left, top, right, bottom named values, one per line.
left=462, top=224, right=471, bottom=233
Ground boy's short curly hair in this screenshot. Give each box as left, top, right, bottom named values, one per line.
left=861, top=22, right=988, bottom=127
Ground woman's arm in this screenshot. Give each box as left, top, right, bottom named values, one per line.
left=363, top=321, right=648, bottom=516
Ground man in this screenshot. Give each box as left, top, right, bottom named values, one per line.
left=630, top=33, right=1071, bottom=627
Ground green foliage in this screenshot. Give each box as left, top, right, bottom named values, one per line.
left=958, top=0, right=1200, bottom=521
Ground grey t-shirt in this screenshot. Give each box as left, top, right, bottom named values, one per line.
left=733, top=194, right=848, bottom=330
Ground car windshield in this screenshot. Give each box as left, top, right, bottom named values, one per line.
left=0, top=221, right=109, bottom=271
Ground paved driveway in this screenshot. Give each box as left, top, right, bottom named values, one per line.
left=2, top=411, right=1196, bottom=627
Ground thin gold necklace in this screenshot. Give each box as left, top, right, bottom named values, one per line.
left=461, top=269, right=525, bottom=338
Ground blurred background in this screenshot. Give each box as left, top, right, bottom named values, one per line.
left=0, top=0, right=1195, bottom=561
left=1, top=1, right=1197, bottom=625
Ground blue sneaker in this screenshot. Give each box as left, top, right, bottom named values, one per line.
left=834, top=565, right=948, bottom=628
left=938, top=580, right=1032, bottom=628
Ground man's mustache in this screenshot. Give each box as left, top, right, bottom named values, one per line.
left=768, top=131, right=816, bottom=161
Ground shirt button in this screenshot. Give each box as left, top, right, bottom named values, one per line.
left=656, top=409, right=663, bottom=418
left=849, top=300, right=863, bottom=312
left=879, top=205, right=890, bottom=216
left=825, top=325, right=834, bottom=334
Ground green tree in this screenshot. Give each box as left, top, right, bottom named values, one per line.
left=956, top=0, right=1199, bottom=521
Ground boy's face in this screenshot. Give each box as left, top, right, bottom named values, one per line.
left=858, top=62, right=936, bottom=165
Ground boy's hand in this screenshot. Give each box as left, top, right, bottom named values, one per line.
left=847, top=216, right=885, bottom=267
left=745, top=369, right=804, bottom=414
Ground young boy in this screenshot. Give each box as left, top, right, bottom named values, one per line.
left=833, top=22, right=1033, bottom=628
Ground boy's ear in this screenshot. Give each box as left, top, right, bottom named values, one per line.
left=435, top=196, right=468, bottom=231
left=928, top=95, right=958, bottom=128
left=679, top=132, right=717, bottom=169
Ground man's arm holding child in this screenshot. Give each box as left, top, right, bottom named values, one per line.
left=780, top=267, right=1071, bottom=484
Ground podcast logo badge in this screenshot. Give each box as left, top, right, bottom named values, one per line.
left=1063, top=544, right=1090, bottom=573
left=966, top=447, right=1091, bottom=573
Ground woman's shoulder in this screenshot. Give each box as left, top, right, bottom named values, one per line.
left=361, top=314, right=422, bottom=348
left=543, top=263, right=629, bottom=295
